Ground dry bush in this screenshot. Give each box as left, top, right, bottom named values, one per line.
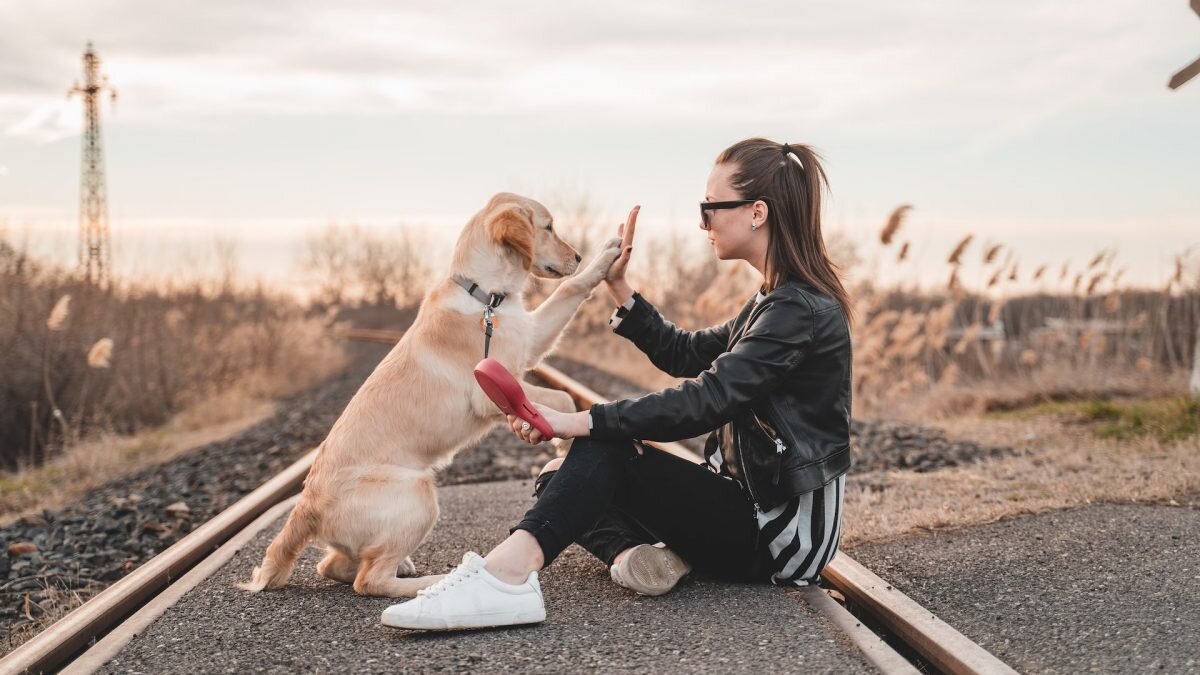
left=0, top=232, right=347, bottom=472
left=853, top=214, right=1199, bottom=420
left=301, top=223, right=434, bottom=309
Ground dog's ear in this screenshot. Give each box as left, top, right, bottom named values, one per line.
left=486, top=204, right=535, bottom=270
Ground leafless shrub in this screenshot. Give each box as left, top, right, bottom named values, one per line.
left=0, top=233, right=346, bottom=471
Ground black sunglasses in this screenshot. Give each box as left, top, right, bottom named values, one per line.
left=699, top=199, right=764, bottom=230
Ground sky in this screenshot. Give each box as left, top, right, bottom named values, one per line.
left=0, top=0, right=1197, bottom=293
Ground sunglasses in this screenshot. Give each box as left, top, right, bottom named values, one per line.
left=699, top=199, right=764, bottom=230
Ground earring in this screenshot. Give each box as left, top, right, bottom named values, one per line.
left=750, top=221, right=759, bottom=231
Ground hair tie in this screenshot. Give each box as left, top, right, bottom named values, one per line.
left=780, top=143, right=805, bottom=171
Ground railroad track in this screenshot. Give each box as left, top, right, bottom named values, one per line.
left=0, top=328, right=1017, bottom=674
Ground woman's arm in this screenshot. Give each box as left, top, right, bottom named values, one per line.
left=589, top=289, right=816, bottom=442
left=602, top=204, right=738, bottom=377
left=610, top=291, right=741, bottom=378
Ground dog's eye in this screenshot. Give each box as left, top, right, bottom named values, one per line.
left=545, top=225, right=553, bottom=231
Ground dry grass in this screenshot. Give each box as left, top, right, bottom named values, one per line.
left=0, top=388, right=278, bottom=525
left=1, top=231, right=350, bottom=472
left=2, top=576, right=105, bottom=655
left=840, top=409, right=1200, bottom=548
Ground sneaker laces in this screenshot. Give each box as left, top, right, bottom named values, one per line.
left=418, top=563, right=480, bottom=598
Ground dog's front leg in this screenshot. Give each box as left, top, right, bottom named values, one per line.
left=524, top=238, right=622, bottom=367
left=522, top=382, right=577, bottom=414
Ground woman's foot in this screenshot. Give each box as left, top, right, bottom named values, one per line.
left=610, top=544, right=692, bottom=596
left=380, top=552, right=545, bottom=630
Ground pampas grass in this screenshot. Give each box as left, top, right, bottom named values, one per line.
left=880, top=205, right=911, bottom=245
left=947, top=235, right=973, bottom=266
left=86, top=338, right=113, bottom=369
left=46, top=295, right=70, bottom=331
left=983, top=244, right=1002, bottom=265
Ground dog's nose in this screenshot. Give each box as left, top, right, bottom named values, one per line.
left=575, top=253, right=582, bottom=262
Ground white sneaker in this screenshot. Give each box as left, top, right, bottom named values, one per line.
left=380, top=552, right=546, bottom=630
left=610, top=543, right=692, bottom=596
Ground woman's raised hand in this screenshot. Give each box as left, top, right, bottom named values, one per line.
left=606, top=205, right=639, bottom=304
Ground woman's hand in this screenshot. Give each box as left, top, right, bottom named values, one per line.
left=606, top=205, right=639, bottom=305
left=505, top=404, right=591, bottom=444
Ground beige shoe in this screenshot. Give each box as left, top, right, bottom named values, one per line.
left=610, top=544, right=692, bottom=596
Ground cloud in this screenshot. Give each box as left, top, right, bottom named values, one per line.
left=4, top=100, right=81, bottom=142
left=0, top=0, right=1192, bottom=177
left=0, top=0, right=1191, bottom=147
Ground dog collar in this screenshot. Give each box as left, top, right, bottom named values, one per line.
left=452, top=275, right=506, bottom=358
left=452, top=274, right=506, bottom=310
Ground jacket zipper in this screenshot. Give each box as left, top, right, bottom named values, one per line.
left=753, top=413, right=787, bottom=456
left=752, top=411, right=787, bottom=485
left=734, top=426, right=764, bottom=516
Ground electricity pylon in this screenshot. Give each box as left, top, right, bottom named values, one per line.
left=68, top=42, right=117, bottom=287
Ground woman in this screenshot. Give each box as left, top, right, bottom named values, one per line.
left=382, top=138, right=854, bottom=631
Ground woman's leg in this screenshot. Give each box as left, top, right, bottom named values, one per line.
left=383, top=438, right=763, bottom=631
left=531, top=460, right=658, bottom=566
left=503, top=437, right=763, bottom=582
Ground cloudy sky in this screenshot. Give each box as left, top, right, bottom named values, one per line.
left=1, top=0, right=1197, bottom=291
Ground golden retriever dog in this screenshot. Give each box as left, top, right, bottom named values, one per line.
left=239, top=192, right=620, bottom=597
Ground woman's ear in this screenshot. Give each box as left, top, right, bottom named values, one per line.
left=486, top=204, right=534, bottom=270
left=753, top=200, right=770, bottom=228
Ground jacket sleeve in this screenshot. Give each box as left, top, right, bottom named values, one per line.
left=590, top=290, right=815, bottom=441
left=613, top=292, right=738, bottom=378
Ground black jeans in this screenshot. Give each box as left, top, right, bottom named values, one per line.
left=512, top=436, right=769, bottom=582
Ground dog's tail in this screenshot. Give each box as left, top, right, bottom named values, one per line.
left=237, top=497, right=320, bottom=592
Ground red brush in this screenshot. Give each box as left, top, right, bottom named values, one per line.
left=473, top=358, right=555, bottom=440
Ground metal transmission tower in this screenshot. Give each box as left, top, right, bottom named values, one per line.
left=68, top=42, right=117, bottom=287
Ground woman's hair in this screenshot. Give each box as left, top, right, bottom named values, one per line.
left=716, top=137, right=854, bottom=328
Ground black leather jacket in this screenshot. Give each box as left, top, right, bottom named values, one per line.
left=588, top=280, right=852, bottom=511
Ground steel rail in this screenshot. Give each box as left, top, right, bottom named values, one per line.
left=0, top=450, right=318, bottom=674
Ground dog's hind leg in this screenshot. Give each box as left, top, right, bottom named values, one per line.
left=353, top=548, right=443, bottom=597
left=316, top=548, right=359, bottom=585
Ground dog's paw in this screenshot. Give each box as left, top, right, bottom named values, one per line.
left=577, top=238, right=623, bottom=285
left=397, top=556, right=417, bottom=577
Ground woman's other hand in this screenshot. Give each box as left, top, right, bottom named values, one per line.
left=606, top=205, right=638, bottom=305
left=505, top=405, right=591, bottom=444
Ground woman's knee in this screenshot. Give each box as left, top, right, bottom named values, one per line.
left=538, top=457, right=565, bottom=475
left=532, top=438, right=636, bottom=497
left=532, top=457, right=565, bottom=497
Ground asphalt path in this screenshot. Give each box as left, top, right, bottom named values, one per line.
left=99, top=480, right=872, bottom=674
left=849, top=503, right=1200, bottom=674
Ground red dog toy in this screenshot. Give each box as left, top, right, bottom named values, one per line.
left=473, top=358, right=555, bottom=440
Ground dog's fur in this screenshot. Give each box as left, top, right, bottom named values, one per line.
left=238, top=193, right=621, bottom=597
